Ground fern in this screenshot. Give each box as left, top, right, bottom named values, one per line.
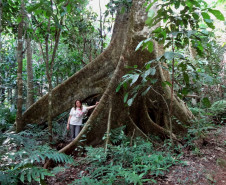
left=109, top=125, right=127, bottom=144
left=190, top=107, right=206, bottom=117
left=210, top=100, right=226, bottom=114
left=70, top=176, right=101, bottom=185
left=118, top=169, right=150, bottom=185
left=0, top=128, right=74, bottom=185
left=52, top=121, right=68, bottom=141
left=209, top=100, right=226, bottom=123
left=19, top=167, right=53, bottom=183
left=72, top=134, right=181, bottom=185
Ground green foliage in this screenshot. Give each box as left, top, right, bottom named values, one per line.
left=183, top=101, right=225, bottom=153
left=190, top=107, right=206, bottom=117
left=185, top=100, right=225, bottom=153
left=183, top=119, right=212, bottom=154
left=210, top=100, right=226, bottom=115
left=0, top=106, right=16, bottom=132
left=105, top=0, right=132, bottom=16
left=0, top=0, right=106, bottom=108
left=190, top=99, right=226, bottom=124
left=52, top=120, right=68, bottom=142
left=209, top=100, right=226, bottom=123
left=0, top=126, right=74, bottom=185
left=117, top=0, right=225, bottom=107
left=108, top=125, right=127, bottom=144
left=116, top=64, right=157, bottom=106
left=71, top=127, right=181, bottom=185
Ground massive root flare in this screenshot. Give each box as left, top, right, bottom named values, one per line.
left=22, top=0, right=194, bottom=157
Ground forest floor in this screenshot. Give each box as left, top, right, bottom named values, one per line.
left=158, top=125, right=226, bottom=185
left=46, top=125, right=226, bottom=185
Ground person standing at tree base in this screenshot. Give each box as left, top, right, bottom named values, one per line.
left=67, top=100, right=98, bottom=139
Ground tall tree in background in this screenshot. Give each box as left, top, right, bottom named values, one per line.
left=0, top=0, right=2, bottom=57
left=26, top=18, right=34, bottom=108
left=0, top=0, right=3, bottom=103
left=16, top=0, right=25, bottom=132
left=98, top=0, right=104, bottom=52
left=39, top=1, right=62, bottom=142
left=25, top=0, right=89, bottom=140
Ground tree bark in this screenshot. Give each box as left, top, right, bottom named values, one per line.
left=105, top=95, right=112, bottom=153
left=26, top=37, right=34, bottom=108
left=0, top=0, right=4, bottom=103
left=16, top=0, right=25, bottom=133
left=0, top=0, right=2, bottom=58
left=98, top=0, right=104, bottom=52
left=44, top=17, right=52, bottom=142
left=22, top=0, right=194, bottom=153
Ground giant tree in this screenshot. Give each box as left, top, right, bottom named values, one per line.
left=21, top=0, right=195, bottom=155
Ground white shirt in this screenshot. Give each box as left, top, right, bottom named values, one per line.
left=69, top=107, right=88, bottom=125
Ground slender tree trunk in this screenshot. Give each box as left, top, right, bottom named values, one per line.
left=189, top=40, right=197, bottom=59
left=43, top=24, right=61, bottom=142
left=99, top=0, right=104, bottom=52
left=40, top=82, right=43, bottom=97
left=105, top=96, right=112, bottom=153
left=0, top=0, right=2, bottom=58
left=0, top=0, right=3, bottom=104
left=26, top=37, right=34, bottom=108
left=169, top=36, right=175, bottom=145
left=82, top=36, right=86, bottom=63
left=45, top=17, right=53, bottom=142
left=220, top=52, right=226, bottom=99
left=89, top=40, right=92, bottom=63
left=44, top=0, right=62, bottom=141
left=16, top=0, right=25, bottom=133
left=48, top=80, right=53, bottom=142
left=7, top=88, right=12, bottom=104
left=56, top=74, right=59, bottom=85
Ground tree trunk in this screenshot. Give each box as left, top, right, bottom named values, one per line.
left=0, top=0, right=3, bottom=104
left=99, top=0, right=104, bottom=52
left=48, top=81, right=53, bottom=142
left=26, top=37, right=34, bottom=108
left=105, top=95, right=112, bottom=153
left=0, top=0, right=2, bottom=58
left=21, top=0, right=194, bottom=152
left=45, top=26, right=61, bottom=142
left=16, top=0, right=24, bottom=133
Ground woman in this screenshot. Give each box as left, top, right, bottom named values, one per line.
left=67, top=100, right=98, bottom=139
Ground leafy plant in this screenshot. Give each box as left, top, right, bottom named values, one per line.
left=71, top=127, right=181, bottom=184
left=117, top=0, right=225, bottom=108
left=105, top=0, right=133, bottom=16
left=0, top=106, right=16, bottom=132
left=209, top=100, right=226, bottom=124
left=0, top=127, right=74, bottom=185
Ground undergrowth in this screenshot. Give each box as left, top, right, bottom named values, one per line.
left=70, top=101, right=225, bottom=184
left=184, top=100, right=225, bottom=155
left=0, top=99, right=224, bottom=185
left=70, top=127, right=183, bottom=185
left=0, top=105, right=16, bottom=133
left=0, top=124, right=74, bottom=185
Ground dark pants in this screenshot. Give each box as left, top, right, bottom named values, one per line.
left=70, top=125, right=81, bottom=139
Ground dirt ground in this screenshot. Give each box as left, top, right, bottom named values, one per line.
left=47, top=125, right=226, bottom=185
left=158, top=126, right=226, bottom=185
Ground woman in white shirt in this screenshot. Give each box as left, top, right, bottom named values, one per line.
left=67, top=100, right=98, bottom=139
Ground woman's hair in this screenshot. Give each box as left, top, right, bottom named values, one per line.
left=74, top=100, right=83, bottom=109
